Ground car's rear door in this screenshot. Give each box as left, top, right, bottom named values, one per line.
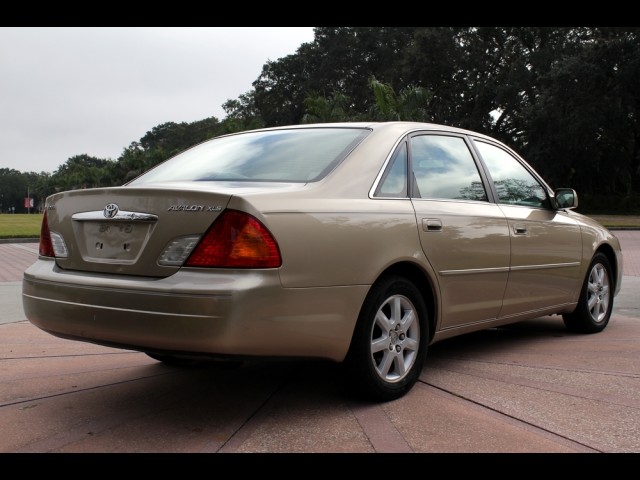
left=405, top=133, right=511, bottom=329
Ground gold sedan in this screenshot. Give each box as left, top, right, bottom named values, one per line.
left=22, top=122, right=623, bottom=401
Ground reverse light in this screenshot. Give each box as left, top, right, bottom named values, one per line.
left=50, top=232, right=69, bottom=258
left=185, top=210, right=281, bottom=268
left=158, top=235, right=201, bottom=266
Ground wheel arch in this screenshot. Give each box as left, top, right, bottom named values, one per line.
left=595, top=243, right=620, bottom=292
left=372, top=261, right=438, bottom=344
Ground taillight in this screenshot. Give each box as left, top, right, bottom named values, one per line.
left=39, top=211, right=55, bottom=257
left=185, top=210, right=281, bottom=268
left=38, top=210, right=69, bottom=258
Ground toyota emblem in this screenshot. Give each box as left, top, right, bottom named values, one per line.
left=103, top=203, right=119, bottom=219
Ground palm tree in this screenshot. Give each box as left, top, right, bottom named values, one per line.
left=368, top=77, right=433, bottom=122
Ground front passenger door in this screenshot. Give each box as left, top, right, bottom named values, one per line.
left=472, top=140, right=583, bottom=317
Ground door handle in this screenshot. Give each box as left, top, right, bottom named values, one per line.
left=422, top=218, right=442, bottom=232
left=513, top=224, right=528, bottom=235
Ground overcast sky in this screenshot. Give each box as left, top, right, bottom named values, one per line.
left=0, top=27, right=316, bottom=174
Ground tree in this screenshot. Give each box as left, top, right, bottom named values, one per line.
left=221, top=92, right=266, bottom=132
left=302, top=91, right=352, bottom=123
left=113, top=117, right=227, bottom=184
left=252, top=27, right=419, bottom=126
left=368, top=77, right=432, bottom=121
left=524, top=28, right=640, bottom=198
left=0, top=168, right=27, bottom=213
left=49, top=155, right=117, bottom=192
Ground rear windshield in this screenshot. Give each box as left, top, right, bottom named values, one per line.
left=128, top=127, right=371, bottom=184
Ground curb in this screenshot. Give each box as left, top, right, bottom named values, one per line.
left=0, top=238, right=39, bottom=244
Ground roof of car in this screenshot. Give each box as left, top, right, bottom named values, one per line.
left=250, top=121, right=497, bottom=141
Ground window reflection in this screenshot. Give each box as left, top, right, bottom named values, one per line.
left=376, top=141, right=408, bottom=197
left=410, top=135, right=487, bottom=201
left=129, top=128, right=371, bottom=184
left=474, top=141, right=549, bottom=208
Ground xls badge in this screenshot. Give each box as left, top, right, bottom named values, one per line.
left=167, top=205, right=223, bottom=212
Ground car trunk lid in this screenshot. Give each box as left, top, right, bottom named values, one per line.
left=44, top=186, right=232, bottom=277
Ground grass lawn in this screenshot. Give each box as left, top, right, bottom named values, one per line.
left=587, top=214, right=640, bottom=228
left=0, top=213, right=43, bottom=238
left=0, top=212, right=638, bottom=240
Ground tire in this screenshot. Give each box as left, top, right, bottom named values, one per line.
left=343, top=275, right=429, bottom=402
left=563, top=252, right=614, bottom=334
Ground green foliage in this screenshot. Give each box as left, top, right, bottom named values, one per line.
left=252, top=27, right=420, bottom=125
left=0, top=168, right=42, bottom=213
left=302, top=91, right=351, bottom=123
left=577, top=194, right=640, bottom=215
left=367, top=77, right=432, bottom=121
left=50, top=154, right=118, bottom=192
left=222, top=92, right=266, bottom=132
left=523, top=28, right=640, bottom=197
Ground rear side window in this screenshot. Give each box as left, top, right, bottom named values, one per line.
left=410, top=135, right=488, bottom=201
left=375, top=141, right=408, bottom=197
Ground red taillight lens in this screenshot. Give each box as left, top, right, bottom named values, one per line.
left=39, top=211, right=55, bottom=257
left=185, top=210, right=281, bottom=268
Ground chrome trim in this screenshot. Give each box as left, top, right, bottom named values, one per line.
left=72, top=211, right=159, bottom=222
left=510, top=262, right=580, bottom=271
left=439, top=262, right=580, bottom=276
left=439, top=266, right=510, bottom=276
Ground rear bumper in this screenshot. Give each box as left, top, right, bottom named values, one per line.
left=22, top=258, right=368, bottom=362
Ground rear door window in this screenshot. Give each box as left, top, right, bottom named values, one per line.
left=410, top=134, right=488, bottom=201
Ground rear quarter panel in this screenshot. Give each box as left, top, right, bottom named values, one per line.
left=261, top=198, right=425, bottom=288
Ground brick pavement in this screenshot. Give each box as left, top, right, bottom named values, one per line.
left=1, top=232, right=639, bottom=453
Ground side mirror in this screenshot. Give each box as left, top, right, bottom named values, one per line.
left=554, top=188, right=578, bottom=210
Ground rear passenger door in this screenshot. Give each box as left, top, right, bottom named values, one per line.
left=407, top=133, right=511, bottom=330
